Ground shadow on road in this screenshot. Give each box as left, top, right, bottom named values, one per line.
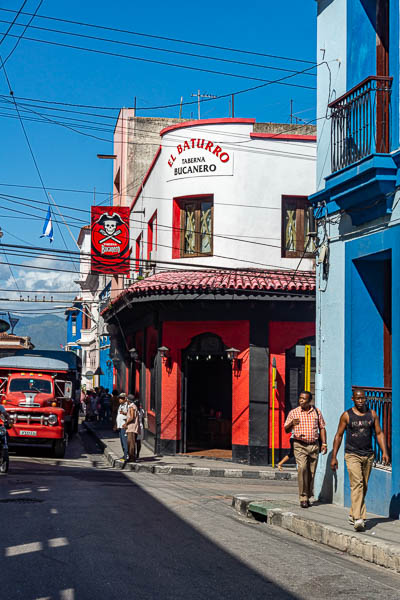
left=0, top=458, right=301, bottom=600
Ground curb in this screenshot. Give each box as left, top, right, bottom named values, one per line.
left=232, top=495, right=400, bottom=573
left=83, top=423, right=297, bottom=481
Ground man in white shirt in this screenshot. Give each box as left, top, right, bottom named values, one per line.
left=116, top=393, right=129, bottom=461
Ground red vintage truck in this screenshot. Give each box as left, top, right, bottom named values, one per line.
left=0, top=350, right=81, bottom=458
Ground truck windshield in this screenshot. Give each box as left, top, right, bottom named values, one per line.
left=9, top=379, right=52, bottom=394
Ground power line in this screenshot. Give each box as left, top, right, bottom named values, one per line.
left=0, top=1, right=27, bottom=46
left=0, top=30, right=317, bottom=91
left=0, top=95, right=318, bottom=148
left=0, top=99, right=317, bottom=160
left=0, top=182, right=109, bottom=195
left=0, top=194, right=311, bottom=256
left=0, top=1, right=42, bottom=69
left=0, top=17, right=317, bottom=80
left=0, top=7, right=317, bottom=66
left=0, top=241, right=315, bottom=274
left=0, top=59, right=79, bottom=269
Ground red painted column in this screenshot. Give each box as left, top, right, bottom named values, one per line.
left=268, top=321, right=315, bottom=454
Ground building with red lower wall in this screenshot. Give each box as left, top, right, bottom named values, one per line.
left=103, top=117, right=316, bottom=465
left=104, top=270, right=315, bottom=465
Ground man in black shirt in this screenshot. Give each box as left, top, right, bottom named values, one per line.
left=331, top=389, right=389, bottom=531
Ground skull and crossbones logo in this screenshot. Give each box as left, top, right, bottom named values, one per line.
left=95, top=212, right=125, bottom=245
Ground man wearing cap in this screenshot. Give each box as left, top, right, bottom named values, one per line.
left=331, top=389, right=389, bottom=531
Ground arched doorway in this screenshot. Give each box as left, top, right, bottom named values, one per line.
left=181, top=333, right=232, bottom=454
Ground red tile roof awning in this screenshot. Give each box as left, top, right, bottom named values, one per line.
left=105, top=269, right=315, bottom=314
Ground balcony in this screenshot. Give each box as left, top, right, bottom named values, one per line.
left=309, top=76, right=397, bottom=224
left=329, top=76, right=392, bottom=172
left=352, top=386, right=391, bottom=467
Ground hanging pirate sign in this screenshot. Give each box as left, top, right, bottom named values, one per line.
left=91, top=207, right=130, bottom=274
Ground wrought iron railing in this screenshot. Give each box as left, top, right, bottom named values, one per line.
left=329, top=76, right=392, bottom=172
left=352, top=386, right=392, bottom=466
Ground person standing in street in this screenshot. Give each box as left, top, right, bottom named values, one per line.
left=284, top=391, right=327, bottom=508
left=330, top=389, right=389, bottom=531
left=124, top=397, right=139, bottom=462
left=134, top=398, right=145, bottom=460
left=116, top=394, right=129, bottom=462
left=111, top=388, right=120, bottom=431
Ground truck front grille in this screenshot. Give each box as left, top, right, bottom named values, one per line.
left=8, top=413, right=56, bottom=426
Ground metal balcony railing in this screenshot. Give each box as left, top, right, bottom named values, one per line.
left=352, top=386, right=392, bottom=467
left=329, top=76, right=392, bottom=173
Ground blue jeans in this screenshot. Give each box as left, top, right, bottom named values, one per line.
left=119, top=428, right=128, bottom=459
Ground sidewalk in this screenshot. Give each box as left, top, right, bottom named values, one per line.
left=232, top=493, right=400, bottom=573
left=83, top=421, right=297, bottom=481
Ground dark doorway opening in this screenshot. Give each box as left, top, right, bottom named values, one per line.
left=285, top=336, right=316, bottom=415
left=182, top=333, right=232, bottom=454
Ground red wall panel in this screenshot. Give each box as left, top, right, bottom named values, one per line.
left=268, top=321, right=315, bottom=451
left=162, top=321, right=250, bottom=445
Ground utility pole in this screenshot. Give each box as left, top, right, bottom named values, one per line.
left=191, top=90, right=217, bottom=120
left=290, top=99, right=293, bottom=124
left=179, top=96, right=183, bottom=119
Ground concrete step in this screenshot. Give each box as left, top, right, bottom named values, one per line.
left=84, top=422, right=298, bottom=481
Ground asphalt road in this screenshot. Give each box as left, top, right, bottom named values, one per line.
left=0, top=429, right=399, bottom=600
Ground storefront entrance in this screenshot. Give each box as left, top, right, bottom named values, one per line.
left=285, top=336, right=316, bottom=414
left=181, top=333, right=232, bottom=454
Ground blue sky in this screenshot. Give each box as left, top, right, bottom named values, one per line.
left=0, top=0, right=317, bottom=316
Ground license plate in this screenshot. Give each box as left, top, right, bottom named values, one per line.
left=19, top=430, right=37, bottom=436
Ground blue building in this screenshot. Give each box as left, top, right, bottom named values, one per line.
left=98, top=282, right=113, bottom=392
left=310, top=0, right=399, bottom=517
left=65, top=302, right=83, bottom=356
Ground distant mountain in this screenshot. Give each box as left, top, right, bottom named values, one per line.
left=13, top=314, right=67, bottom=350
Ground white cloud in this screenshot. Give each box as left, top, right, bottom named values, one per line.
left=0, top=255, right=80, bottom=314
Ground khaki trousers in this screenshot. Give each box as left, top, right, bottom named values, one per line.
left=293, top=441, right=319, bottom=502
left=344, top=452, right=374, bottom=520
left=127, top=432, right=137, bottom=461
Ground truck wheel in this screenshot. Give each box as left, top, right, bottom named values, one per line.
left=53, top=439, right=66, bottom=458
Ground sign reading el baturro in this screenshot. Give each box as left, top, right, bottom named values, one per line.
left=91, top=206, right=130, bottom=274
left=166, top=137, right=234, bottom=181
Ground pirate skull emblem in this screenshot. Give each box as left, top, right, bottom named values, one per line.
left=104, top=219, right=118, bottom=236
left=95, top=212, right=125, bottom=245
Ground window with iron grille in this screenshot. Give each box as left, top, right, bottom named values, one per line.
left=281, top=196, right=315, bottom=259
left=180, top=197, right=213, bottom=257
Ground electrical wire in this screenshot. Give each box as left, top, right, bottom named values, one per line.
left=0, top=195, right=313, bottom=255
left=0, top=30, right=317, bottom=90
left=0, top=241, right=315, bottom=274
left=0, top=0, right=42, bottom=69
left=0, top=7, right=317, bottom=66
left=0, top=17, right=317, bottom=80
left=0, top=1, right=27, bottom=46
left=0, top=181, right=109, bottom=195
left=0, top=95, right=318, bottom=150
left=0, top=58, right=79, bottom=270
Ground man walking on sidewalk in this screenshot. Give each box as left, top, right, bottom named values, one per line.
left=284, top=391, right=327, bottom=508
left=330, top=389, right=389, bottom=531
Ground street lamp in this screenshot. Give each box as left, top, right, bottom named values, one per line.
left=225, top=347, right=242, bottom=371
left=158, top=346, right=172, bottom=370
left=128, top=347, right=140, bottom=362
